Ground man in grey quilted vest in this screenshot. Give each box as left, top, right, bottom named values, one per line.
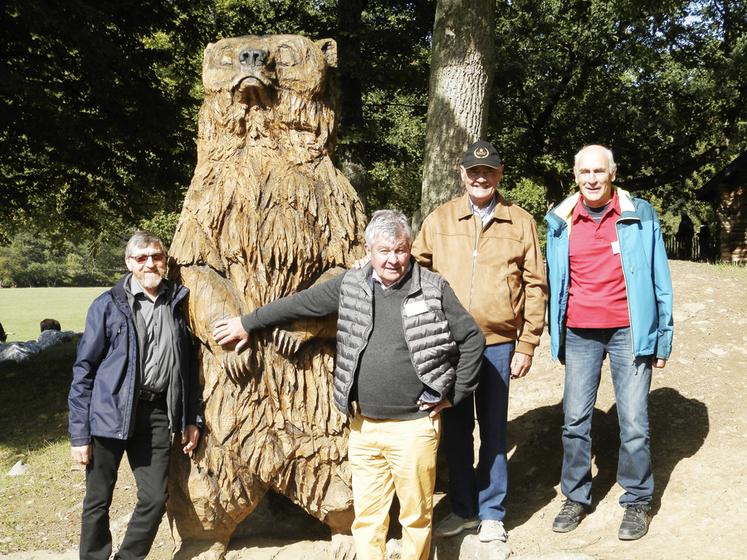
left=214, top=209, right=485, bottom=560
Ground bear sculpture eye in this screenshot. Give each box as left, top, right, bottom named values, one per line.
left=276, top=44, right=298, bottom=67
left=220, top=48, right=233, bottom=66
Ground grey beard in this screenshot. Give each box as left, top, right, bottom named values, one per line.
left=138, top=272, right=163, bottom=289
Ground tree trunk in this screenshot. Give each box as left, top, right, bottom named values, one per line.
left=418, top=0, right=496, bottom=224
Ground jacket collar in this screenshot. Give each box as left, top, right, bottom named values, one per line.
left=111, top=273, right=188, bottom=313
left=456, top=193, right=512, bottom=222
left=548, top=187, right=636, bottom=226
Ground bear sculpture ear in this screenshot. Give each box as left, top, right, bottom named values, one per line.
left=316, top=38, right=337, bottom=68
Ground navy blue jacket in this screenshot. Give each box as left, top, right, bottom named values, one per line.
left=68, top=275, right=203, bottom=446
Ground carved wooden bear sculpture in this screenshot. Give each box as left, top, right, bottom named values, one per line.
left=167, top=34, right=366, bottom=558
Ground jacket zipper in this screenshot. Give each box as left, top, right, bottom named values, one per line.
left=468, top=214, right=481, bottom=311
left=615, top=217, right=636, bottom=355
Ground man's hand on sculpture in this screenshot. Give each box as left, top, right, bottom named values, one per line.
left=510, top=352, right=533, bottom=379
left=418, top=398, right=453, bottom=418
left=71, top=444, right=92, bottom=465
left=212, top=317, right=250, bottom=353
left=181, top=424, right=200, bottom=457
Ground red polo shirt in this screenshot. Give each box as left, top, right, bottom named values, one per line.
left=566, top=191, right=630, bottom=328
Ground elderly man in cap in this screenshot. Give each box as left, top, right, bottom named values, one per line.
left=412, top=140, right=547, bottom=542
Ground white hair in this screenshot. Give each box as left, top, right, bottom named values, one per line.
left=364, top=210, right=412, bottom=246
left=573, top=145, right=617, bottom=177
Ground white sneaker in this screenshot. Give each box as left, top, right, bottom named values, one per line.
left=478, top=519, right=507, bottom=543
left=433, top=512, right=480, bottom=537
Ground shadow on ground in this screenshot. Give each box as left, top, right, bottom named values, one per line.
left=0, top=342, right=77, bottom=463
left=502, top=387, right=708, bottom=531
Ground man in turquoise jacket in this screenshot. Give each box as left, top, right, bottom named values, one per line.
left=545, top=145, right=673, bottom=541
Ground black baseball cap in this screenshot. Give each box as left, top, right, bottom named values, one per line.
left=461, top=140, right=502, bottom=169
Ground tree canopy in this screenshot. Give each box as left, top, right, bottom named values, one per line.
left=492, top=0, right=746, bottom=214
left=1, top=0, right=744, bottom=253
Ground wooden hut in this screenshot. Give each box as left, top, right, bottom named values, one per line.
left=697, top=151, right=747, bottom=263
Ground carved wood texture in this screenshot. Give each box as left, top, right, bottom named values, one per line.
left=167, top=34, right=366, bottom=555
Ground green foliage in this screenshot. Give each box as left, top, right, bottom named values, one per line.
left=334, top=1, right=434, bottom=216
left=491, top=0, right=746, bottom=231
left=502, top=177, right=549, bottom=248
left=140, top=211, right=181, bottom=247
left=355, top=89, right=429, bottom=215
left=503, top=178, right=547, bottom=219
left=0, top=232, right=122, bottom=288
left=1, top=0, right=743, bottom=255
left=0, top=0, right=203, bottom=241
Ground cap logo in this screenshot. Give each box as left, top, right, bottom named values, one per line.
left=474, top=147, right=490, bottom=158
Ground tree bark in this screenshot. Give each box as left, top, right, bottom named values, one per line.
left=418, top=0, right=496, bottom=224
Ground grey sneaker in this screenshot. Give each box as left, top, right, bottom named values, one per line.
left=433, top=512, right=480, bottom=537
left=552, top=499, right=588, bottom=533
left=618, top=504, right=650, bottom=540
left=478, top=519, right=507, bottom=543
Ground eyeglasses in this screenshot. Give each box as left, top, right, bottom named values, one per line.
left=129, top=253, right=165, bottom=264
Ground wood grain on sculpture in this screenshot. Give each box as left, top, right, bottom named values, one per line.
left=167, top=34, right=366, bottom=558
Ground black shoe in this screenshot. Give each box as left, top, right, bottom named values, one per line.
left=552, top=499, right=588, bottom=533
left=618, top=504, right=650, bottom=540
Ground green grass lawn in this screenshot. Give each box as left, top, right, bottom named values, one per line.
left=0, top=343, right=173, bottom=555
left=0, top=287, right=108, bottom=342
left=0, top=292, right=173, bottom=556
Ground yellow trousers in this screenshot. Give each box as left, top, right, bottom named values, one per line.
left=348, top=413, right=441, bottom=560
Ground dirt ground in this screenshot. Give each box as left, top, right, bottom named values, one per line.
left=2, top=259, right=745, bottom=559
left=484, top=259, right=747, bottom=559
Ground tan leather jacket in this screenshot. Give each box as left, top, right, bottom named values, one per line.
left=412, top=193, right=547, bottom=355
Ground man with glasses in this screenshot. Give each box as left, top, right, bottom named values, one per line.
left=545, top=145, right=673, bottom=540
left=414, top=140, right=547, bottom=543
left=69, top=231, right=203, bottom=560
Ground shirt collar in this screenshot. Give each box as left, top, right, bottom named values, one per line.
left=370, top=262, right=413, bottom=292
left=572, top=189, right=621, bottom=223
left=469, top=195, right=497, bottom=224
left=457, top=193, right=512, bottom=222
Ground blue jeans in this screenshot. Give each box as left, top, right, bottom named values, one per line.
left=443, top=342, right=512, bottom=521
left=561, top=327, right=653, bottom=507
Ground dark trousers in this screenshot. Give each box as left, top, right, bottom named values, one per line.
left=79, top=399, right=171, bottom=560
left=443, top=342, right=513, bottom=521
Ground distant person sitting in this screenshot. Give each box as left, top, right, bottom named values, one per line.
left=40, top=318, right=62, bottom=332
left=0, top=335, right=40, bottom=362
left=0, top=318, right=76, bottom=362
left=0, top=322, right=7, bottom=343
left=38, top=318, right=75, bottom=350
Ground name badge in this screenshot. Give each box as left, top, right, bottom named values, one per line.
left=404, top=300, right=429, bottom=316
left=611, top=240, right=621, bottom=255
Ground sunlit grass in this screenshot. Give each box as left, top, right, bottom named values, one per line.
left=0, top=286, right=107, bottom=342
